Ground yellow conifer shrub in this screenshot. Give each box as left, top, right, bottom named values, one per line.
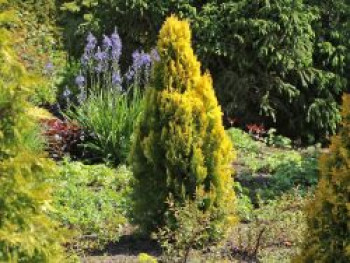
left=295, top=94, right=350, bottom=262
left=130, top=16, right=236, bottom=237
left=0, top=2, right=66, bottom=261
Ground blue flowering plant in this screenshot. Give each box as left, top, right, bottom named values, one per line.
left=65, top=29, right=159, bottom=164
left=71, top=29, right=159, bottom=103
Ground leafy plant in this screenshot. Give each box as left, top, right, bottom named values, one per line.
left=263, top=148, right=319, bottom=198
left=156, top=197, right=214, bottom=263
left=52, top=160, right=132, bottom=252
left=234, top=182, right=254, bottom=223
left=9, top=0, right=66, bottom=105
left=40, top=118, right=84, bottom=160
left=230, top=191, right=308, bottom=262
left=227, top=127, right=319, bottom=202
left=67, top=87, right=144, bottom=165
left=130, top=16, right=236, bottom=238
left=226, top=128, right=261, bottom=155
left=264, top=128, right=292, bottom=148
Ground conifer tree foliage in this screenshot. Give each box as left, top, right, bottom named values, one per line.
left=130, top=16, right=235, bottom=235
left=0, top=2, right=66, bottom=261
left=196, top=0, right=347, bottom=142
left=296, top=94, right=350, bottom=262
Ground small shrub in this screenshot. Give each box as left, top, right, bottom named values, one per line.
left=266, top=148, right=319, bottom=196
left=156, top=197, right=214, bottom=263
left=228, top=127, right=320, bottom=204
left=52, top=160, right=132, bottom=252
left=226, top=128, right=261, bottom=155
left=9, top=0, right=65, bottom=105
left=234, top=182, right=254, bottom=222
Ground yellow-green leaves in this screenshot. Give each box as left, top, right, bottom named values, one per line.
left=296, top=94, right=350, bottom=262
left=0, top=8, right=67, bottom=261
left=131, top=16, right=236, bottom=238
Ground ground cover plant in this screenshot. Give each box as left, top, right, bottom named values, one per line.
left=2, top=1, right=349, bottom=262
left=52, top=160, right=132, bottom=253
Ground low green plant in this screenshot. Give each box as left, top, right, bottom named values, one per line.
left=229, top=191, right=309, bottom=262
left=265, top=149, right=319, bottom=196
left=234, top=182, right=254, bottom=222
left=67, top=87, right=143, bottom=165
left=227, top=127, right=319, bottom=203
left=9, top=0, right=65, bottom=105
left=227, top=128, right=303, bottom=175
left=264, top=128, right=292, bottom=148
left=52, top=159, right=132, bottom=252
left=155, top=197, right=218, bottom=263
left=226, top=128, right=261, bottom=155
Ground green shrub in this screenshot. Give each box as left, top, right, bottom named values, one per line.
left=156, top=197, right=214, bottom=263
left=67, top=87, right=143, bottom=165
left=9, top=0, right=65, bottom=105
left=130, top=16, right=236, bottom=237
left=52, top=160, right=132, bottom=251
left=0, top=2, right=67, bottom=261
left=296, top=94, right=350, bottom=262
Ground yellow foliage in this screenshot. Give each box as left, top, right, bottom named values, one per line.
left=131, top=16, right=236, bottom=237
left=0, top=2, right=67, bottom=261
left=295, top=94, right=350, bottom=262
left=27, top=106, right=54, bottom=120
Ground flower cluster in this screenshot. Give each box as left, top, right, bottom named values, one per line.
left=74, top=28, right=160, bottom=99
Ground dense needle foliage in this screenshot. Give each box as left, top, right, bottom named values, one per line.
left=130, top=16, right=236, bottom=237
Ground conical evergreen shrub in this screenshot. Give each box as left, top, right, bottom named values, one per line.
left=295, top=94, right=350, bottom=262
left=130, top=16, right=236, bottom=236
left=0, top=2, right=66, bottom=262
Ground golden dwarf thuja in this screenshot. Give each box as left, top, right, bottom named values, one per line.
left=0, top=2, right=67, bottom=262
left=295, top=94, right=350, bottom=262
left=130, top=16, right=236, bottom=237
